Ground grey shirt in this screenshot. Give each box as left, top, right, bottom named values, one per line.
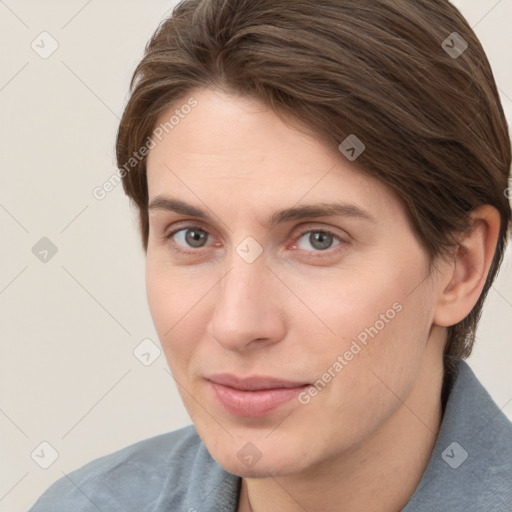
left=29, top=359, right=512, bottom=511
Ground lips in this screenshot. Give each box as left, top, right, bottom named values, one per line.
left=207, top=374, right=310, bottom=417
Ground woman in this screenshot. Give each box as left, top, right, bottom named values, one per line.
left=30, top=0, right=512, bottom=510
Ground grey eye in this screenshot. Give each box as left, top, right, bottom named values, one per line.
left=175, top=228, right=209, bottom=248
left=297, top=231, right=339, bottom=251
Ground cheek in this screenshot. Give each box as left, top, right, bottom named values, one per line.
left=294, top=271, right=434, bottom=450
left=289, top=265, right=405, bottom=348
left=145, top=261, right=209, bottom=367
left=299, top=256, right=433, bottom=382
left=335, top=274, right=434, bottom=409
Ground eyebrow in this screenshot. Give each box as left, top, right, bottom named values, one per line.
left=148, top=196, right=376, bottom=228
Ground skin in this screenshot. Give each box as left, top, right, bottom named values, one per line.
left=145, top=88, right=500, bottom=512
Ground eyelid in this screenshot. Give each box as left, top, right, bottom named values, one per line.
left=291, top=223, right=349, bottom=242
left=164, top=220, right=211, bottom=239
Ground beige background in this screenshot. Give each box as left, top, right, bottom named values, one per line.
left=0, top=1, right=511, bottom=511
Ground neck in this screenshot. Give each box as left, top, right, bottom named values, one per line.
left=238, top=329, right=446, bottom=512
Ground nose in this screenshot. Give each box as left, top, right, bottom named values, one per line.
left=206, top=256, right=286, bottom=352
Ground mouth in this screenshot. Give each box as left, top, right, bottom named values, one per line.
left=207, top=374, right=310, bottom=417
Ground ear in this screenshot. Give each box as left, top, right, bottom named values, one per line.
left=433, top=205, right=501, bottom=327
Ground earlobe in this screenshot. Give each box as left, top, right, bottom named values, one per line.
left=433, top=205, right=501, bottom=327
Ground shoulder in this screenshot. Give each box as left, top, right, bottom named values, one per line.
left=404, top=359, right=512, bottom=511
left=28, top=425, right=239, bottom=512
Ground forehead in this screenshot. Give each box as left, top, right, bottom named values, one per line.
left=148, top=88, right=331, bottom=171
left=146, top=88, right=406, bottom=226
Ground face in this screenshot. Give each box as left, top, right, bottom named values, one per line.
left=145, top=88, right=443, bottom=478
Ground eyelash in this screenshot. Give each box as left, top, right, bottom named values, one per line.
left=164, top=225, right=348, bottom=259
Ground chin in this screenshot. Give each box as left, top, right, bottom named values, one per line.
left=211, top=445, right=313, bottom=478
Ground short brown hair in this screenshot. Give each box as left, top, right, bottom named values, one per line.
left=116, top=0, right=511, bottom=363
